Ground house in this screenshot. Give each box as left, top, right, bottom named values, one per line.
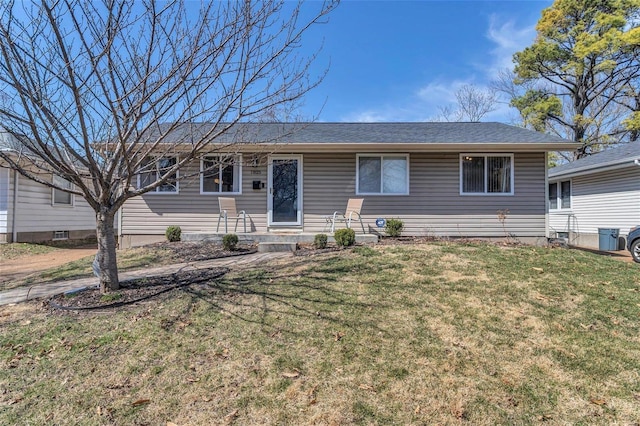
left=119, top=122, right=577, bottom=248
left=0, top=149, right=96, bottom=243
left=548, top=141, right=640, bottom=249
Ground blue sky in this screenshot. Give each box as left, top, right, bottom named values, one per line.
left=298, top=0, right=553, bottom=123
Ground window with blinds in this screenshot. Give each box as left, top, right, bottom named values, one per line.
left=460, top=154, right=513, bottom=195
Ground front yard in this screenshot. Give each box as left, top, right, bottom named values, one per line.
left=1, top=241, right=639, bottom=424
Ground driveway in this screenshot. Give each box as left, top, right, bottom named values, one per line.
left=0, top=247, right=96, bottom=284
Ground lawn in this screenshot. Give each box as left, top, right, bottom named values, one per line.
left=0, top=242, right=59, bottom=260
left=1, top=242, right=639, bottom=425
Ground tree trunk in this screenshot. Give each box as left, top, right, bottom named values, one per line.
left=96, top=208, right=119, bottom=292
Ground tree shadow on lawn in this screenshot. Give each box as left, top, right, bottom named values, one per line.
left=49, top=259, right=389, bottom=338
left=180, top=267, right=389, bottom=338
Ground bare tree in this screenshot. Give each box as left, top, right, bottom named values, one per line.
left=0, top=0, right=337, bottom=292
left=436, top=84, right=498, bottom=122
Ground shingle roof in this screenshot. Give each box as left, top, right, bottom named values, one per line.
left=549, top=141, right=640, bottom=178
left=147, top=122, right=574, bottom=146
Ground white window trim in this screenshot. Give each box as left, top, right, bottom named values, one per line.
left=52, top=230, right=69, bottom=241
left=459, top=153, right=514, bottom=196
left=51, top=175, right=75, bottom=207
left=137, top=156, right=180, bottom=195
left=549, top=179, right=572, bottom=211
left=356, top=153, right=410, bottom=196
left=200, top=154, right=243, bottom=195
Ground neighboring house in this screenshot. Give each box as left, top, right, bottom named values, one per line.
left=548, top=141, right=640, bottom=249
left=119, top=122, right=577, bottom=248
left=0, top=164, right=96, bottom=243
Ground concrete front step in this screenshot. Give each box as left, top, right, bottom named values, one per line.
left=182, top=232, right=378, bottom=244
left=258, top=242, right=297, bottom=253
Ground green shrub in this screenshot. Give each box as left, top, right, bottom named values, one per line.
left=222, top=233, right=239, bottom=251
left=334, top=228, right=356, bottom=247
left=165, top=225, right=182, bottom=242
left=385, top=218, right=404, bottom=237
left=314, top=233, right=328, bottom=249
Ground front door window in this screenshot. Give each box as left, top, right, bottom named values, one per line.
left=269, top=156, right=301, bottom=225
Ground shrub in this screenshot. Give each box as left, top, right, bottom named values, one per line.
left=314, top=233, right=328, bottom=249
left=334, top=228, right=356, bottom=247
left=222, top=233, right=239, bottom=251
left=385, top=218, right=404, bottom=237
left=165, top=225, right=182, bottom=242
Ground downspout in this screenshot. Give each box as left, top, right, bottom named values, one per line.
left=544, top=152, right=549, bottom=240
left=11, top=169, right=18, bottom=243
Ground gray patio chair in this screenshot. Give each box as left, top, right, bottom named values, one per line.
left=325, top=198, right=366, bottom=233
left=216, top=197, right=247, bottom=233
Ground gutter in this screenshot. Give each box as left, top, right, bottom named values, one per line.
left=550, top=158, right=640, bottom=180
left=11, top=169, right=18, bottom=243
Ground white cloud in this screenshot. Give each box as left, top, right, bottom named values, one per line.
left=486, top=14, right=537, bottom=76
left=340, top=14, right=538, bottom=123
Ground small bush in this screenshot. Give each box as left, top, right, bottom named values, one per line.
left=334, top=228, right=356, bottom=247
left=314, top=233, right=328, bottom=249
left=222, top=233, right=239, bottom=251
left=165, top=225, right=182, bottom=242
left=385, top=218, right=404, bottom=237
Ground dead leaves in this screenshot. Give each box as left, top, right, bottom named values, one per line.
left=334, top=331, right=345, bottom=341
left=589, top=397, right=607, bottom=406
left=358, top=383, right=376, bottom=393
left=131, top=398, right=151, bottom=407
left=281, top=370, right=301, bottom=379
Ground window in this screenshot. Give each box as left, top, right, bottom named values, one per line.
left=138, top=157, right=178, bottom=193
left=201, top=155, right=242, bottom=194
left=53, top=230, right=69, bottom=240
left=460, top=154, right=513, bottom=195
left=357, top=154, right=409, bottom=195
left=52, top=175, right=73, bottom=206
left=549, top=180, right=571, bottom=210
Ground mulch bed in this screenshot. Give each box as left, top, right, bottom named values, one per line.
left=48, top=268, right=229, bottom=313
left=47, top=241, right=260, bottom=313
left=145, top=240, right=257, bottom=262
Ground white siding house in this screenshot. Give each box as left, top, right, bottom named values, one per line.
left=0, top=165, right=96, bottom=243
left=548, top=142, right=640, bottom=249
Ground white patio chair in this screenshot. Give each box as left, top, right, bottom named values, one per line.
left=216, top=197, right=247, bottom=233
left=325, top=198, right=366, bottom=233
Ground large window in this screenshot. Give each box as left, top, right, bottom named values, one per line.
left=201, top=155, right=242, bottom=194
left=138, top=157, right=178, bottom=193
left=52, top=175, right=73, bottom=206
left=357, top=154, right=409, bottom=195
left=549, top=180, right=571, bottom=210
left=460, top=154, right=513, bottom=195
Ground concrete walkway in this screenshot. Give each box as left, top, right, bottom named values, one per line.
left=0, top=251, right=292, bottom=306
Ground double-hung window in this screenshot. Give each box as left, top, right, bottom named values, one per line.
left=138, top=157, right=179, bottom=193
left=201, top=155, right=242, bottom=194
left=549, top=180, right=571, bottom=210
left=357, top=154, right=409, bottom=195
left=460, top=154, right=513, bottom=195
left=52, top=175, right=73, bottom=206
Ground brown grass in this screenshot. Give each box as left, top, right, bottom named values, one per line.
left=1, top=241, right=639, bottom=425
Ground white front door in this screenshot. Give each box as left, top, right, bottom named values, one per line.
left=268, top=155, right=302, bottom=226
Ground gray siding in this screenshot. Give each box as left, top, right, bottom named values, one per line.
left=303, top=152, right=545, bottom=237
left=122, top=152, right=547, bottom=239
left=549, top=167, right=640, bottom=239
left=121, top=162, right=268, bottom=235
left=12, top=172, right=95, bottom=233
